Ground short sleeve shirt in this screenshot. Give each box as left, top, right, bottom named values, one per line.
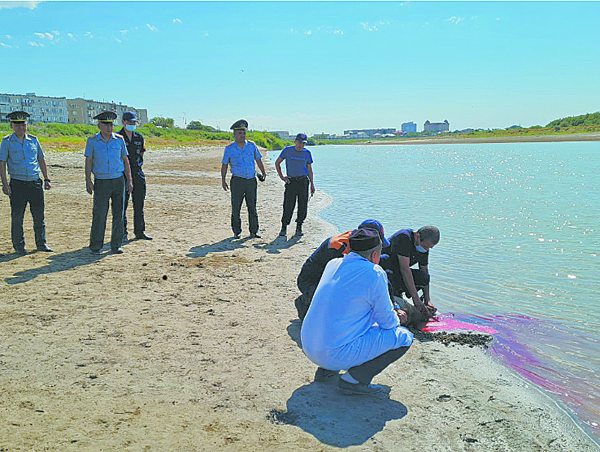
left=383, top=229, right=429, bottom=268
left=277, top=146, right=313, bottom=178
left=222, top=140, right=262, bottom=179
left=0, top=133, right=45, bottom=181
left=84, top=132, right=127, bottom=179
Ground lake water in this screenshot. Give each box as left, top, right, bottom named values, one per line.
left=270, top=141, right=600, bottom=442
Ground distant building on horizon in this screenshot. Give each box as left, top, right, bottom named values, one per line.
left=271, top=130, right=291, bottom=140
left=401, top=121, right=417, bottom=134
left=68, top=98, right=148, bottom=125
left=424, top=119, right=450, bottom=133
left=0, top=92, right=68, bottom=123
left=344, top=128, right=396, bottom=139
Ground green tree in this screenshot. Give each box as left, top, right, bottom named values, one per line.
left=187, top=120, right=216, bottom=132
left=150, top=117, right=175, bottom=128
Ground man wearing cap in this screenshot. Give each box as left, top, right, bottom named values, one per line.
left=295, top=219, right=389, bottom=322
left=85, top=111, right=133, bottom=254
left=0, top=111, right=53, bottom=255
left=221, top=119, right=267, bottom=239
left=117, top=111, right=151, bottom=243
left=301, top=228, right=413, bottom=395
left=379, top=226, right=440, bottom=315
left=275, top=133, right=315, bottom=238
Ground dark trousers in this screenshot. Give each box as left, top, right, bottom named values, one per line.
left=90, top=176, right=125, bottom=252
left=379, top=255, right=430, bottom=298
left=281, top=176, right=309, bottom=226
left=124, top=172, right=146, bottom=236
left=348, top=345, right=411, bottom=385
left=230, top=176, right=258, bottom=235
left=9, top=178, right=46, bottom=250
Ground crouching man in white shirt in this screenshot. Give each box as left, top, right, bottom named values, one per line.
left=301, top=228, right=414, bottom=395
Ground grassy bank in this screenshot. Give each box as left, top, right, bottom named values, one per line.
left=0, top=122, right=290, bottom=152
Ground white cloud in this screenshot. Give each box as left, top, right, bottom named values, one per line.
left=5, top=35, right=12, bottom=39
left=52, top=30, right=60, bottom=36
left=146, top=23, right=158, bottom=32
left=290, top=28, right=298, bottom=34
left=34, top=32, right=45, bottom=39
left=115, top=37, right=122, bottom=43
left=304, top=30, right=312, bottom=35
left=120, top=30, right=128, bottom=35
left=85, top=31, right=93, bottom=39
left=45, top=32, right=53, bottom=40
left=361, top=22, right=378, bottom=32
left=173, top=18, right=182, bottom=24
left=446, top=16, right=464, bottom=24
left=0, top=1, right=41, bottom=10
left=67, top=33, right=75, bottom=39
left=1, top=42, right=13, bottom=48
left=331, top=30, right=344, bottom=35
left=28, top=41, right=44, bottom=47
left=204, top=32, right=209, bottom=37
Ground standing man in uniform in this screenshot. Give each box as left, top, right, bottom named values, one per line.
left=0, top=111, right=53, bottom=255
left=379, top=226, right=440, bottom=315
left=117, top=111, right=152, bottom=243
left=275, top=133, right=315, bottom=238
left=221, top=119, right=267, bottom=239
left=85, top=111, right=133, bottom=254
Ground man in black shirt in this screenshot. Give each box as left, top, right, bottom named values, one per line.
left=379, top=226, right=440, bottom=315
left=117, top=111, right=152, bottom=242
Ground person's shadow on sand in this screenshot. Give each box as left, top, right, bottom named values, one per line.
left=287, top=317, right=303, bottom=349
left=187, top=236, right=253, bottom=258
left=271, top=382, right=407, bottom=447
left=4, top=248, right=105, bottom=285
left=253, top=235, right=301, bottom=255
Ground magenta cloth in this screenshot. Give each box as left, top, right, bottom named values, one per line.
left=422, top=313, right=497, bottom=334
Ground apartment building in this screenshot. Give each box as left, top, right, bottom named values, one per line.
left=68, top=98, right=148, bottom=125
left=0, top=92, right=68, bottom=123
left=401, top=121, right=417, bottom=133
left=423, top=120, right=450, bottom=133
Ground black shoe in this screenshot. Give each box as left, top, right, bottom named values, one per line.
left=36, top=244, right=53, bottom=252
left=15, top=248, right=28, bottom=256
left=279, top=227, right=287, bottom=237
left=122, top=235, right=129, bottom=244
left=338, top=379, right=384, bottom=396
left=294, top=224, right=303, bottom=236
left=250, top=233, right=261, bottom=238
left=90, top=248, right=101, bottom=255
left=233, top=233, right=241, bottom=239
left=135, top=233, right=153, bottom=240
left=111, top=247, right=124, bottom=254
left=315, top=368, right=339, bottom=383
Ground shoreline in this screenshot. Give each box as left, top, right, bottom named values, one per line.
left=0, top=146, right=597, bottom=450
left=351, top=132, right=600, bottom=146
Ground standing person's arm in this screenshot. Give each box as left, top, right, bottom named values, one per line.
left=123, top=156, right=133, bottom=193
left=307, top=163, right=315, bottom=195
left=39, top=158, right=51, bottom=190
left=221, top=163, right=229, bottom=191
left=85, top=156, right=94, bottom=194
left=0, top=161, right=10, bottom=196
left=256, top=158, right=266, bottom=181
left=275, top=157, right=289, bottom=183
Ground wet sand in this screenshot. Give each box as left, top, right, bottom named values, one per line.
left=0, top=145, right=597, bottom=451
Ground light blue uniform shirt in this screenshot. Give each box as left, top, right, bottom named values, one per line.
left=222, top=140, right=262, bottom=179
left=0, top=133, right=45, bottom=181
left=84, top=132, right=127, bottom=179
left=301, top=252, right=414, bottom=371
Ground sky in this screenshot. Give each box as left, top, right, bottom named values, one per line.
left=1, top=1, right=599, bottom=135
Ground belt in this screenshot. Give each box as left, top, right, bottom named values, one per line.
left=289, top=175, right=308, bottom=181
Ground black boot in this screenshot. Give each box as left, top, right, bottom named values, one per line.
left=294, top=223, right=303, bottom=236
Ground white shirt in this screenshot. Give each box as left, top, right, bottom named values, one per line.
left=301, top=252, right=413, bottom=370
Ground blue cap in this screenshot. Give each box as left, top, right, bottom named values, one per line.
left=358, top=219, right=390, bottom=247
left=122, top=111, right=138, bottom=122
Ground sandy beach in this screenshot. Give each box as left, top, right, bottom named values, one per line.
left=0, top=145, right=597, bottom=451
